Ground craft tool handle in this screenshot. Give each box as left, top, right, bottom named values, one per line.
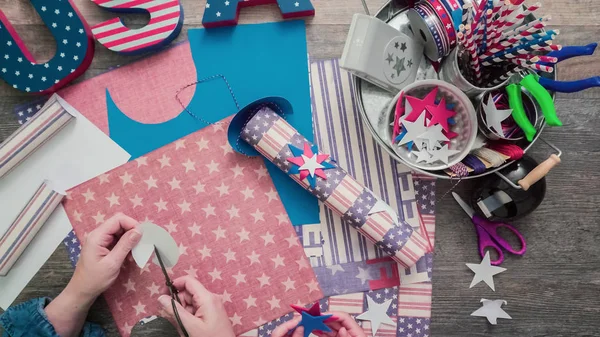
left=539, top=76, right=600, bottom=93
left=474, top=221, right=505, bottom=265
left=546, top=43, right=598, bottom=62
left=520, top=74, right=562, bottom=127
left=518, top=154, right=561, bottom=191
left=506, top=83, right=536, bottom=142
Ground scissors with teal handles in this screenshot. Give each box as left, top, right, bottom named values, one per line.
left=452, top=192, right=527, bottom=265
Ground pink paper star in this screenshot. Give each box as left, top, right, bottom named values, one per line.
left=426, top=97, right=456, bottom=131
left=403, top=87, right=439, bottom=122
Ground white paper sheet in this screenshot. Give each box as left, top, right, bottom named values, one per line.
left=0, top=95, right=131, bottom=309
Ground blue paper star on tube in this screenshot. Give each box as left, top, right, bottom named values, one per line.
left=287, top=143, right=336, bottom=188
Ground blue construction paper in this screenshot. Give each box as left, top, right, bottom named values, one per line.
left=107, top=21, right=319, bottom=226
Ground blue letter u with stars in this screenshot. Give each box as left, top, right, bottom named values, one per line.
left=0, top=0, right=95, bottom=94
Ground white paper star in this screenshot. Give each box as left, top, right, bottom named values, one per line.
left=298, top=153, right=325, bottom=177
left=471, top=299, right=512, bottom=324
left=356, top=295, right=395, bottom=335
left=427, top=144, right=460, bottom=165
left=413, top=149, right=432, bottom=163
left=398, top=112, right=428, bottom=147
left=367, top=200, right=399, bottom=226
left=483, top=95, right=513, bottom=138
left=466, top=251, right=507, bottom=291
left=418, top=123, right=449, bottom=149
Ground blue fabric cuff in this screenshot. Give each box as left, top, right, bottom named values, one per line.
left=0, top=298, right=105, bottom=337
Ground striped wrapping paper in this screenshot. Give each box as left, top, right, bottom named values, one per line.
left=0, top=181, right=65, bottom=276
left=241, top=107, right=431, bottom=269
left=0, top=101, right=74, bottom=179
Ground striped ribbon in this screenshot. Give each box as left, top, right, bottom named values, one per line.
left=0, top=101, right=74, bottom=180
left=243, top=107, right=431, bottom=268
left=0, top=181, right=65, bottom=276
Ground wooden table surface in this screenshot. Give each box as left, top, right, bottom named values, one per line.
left=1, top=0, right=599, bottom=336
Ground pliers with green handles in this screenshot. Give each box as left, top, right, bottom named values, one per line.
left=506, top=72, right=561, bottom=142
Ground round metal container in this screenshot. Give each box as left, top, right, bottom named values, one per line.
left=354, top=0, right=556, bottom=180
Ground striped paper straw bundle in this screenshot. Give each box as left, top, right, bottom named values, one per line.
left=456, top=0, right=559, bottom=86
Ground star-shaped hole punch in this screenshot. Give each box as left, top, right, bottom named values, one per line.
left=291, top=302, right=338, bottom=323
left=287, top=143, right=335, bottom=188
left=295, top=311, right=333, bottom=337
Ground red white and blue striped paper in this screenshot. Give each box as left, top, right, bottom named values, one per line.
left=0, top=181, right=65, bottom=276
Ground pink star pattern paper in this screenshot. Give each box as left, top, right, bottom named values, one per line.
left=63, top=118, right=323, bottom=336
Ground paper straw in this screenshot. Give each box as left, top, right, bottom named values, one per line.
left=482, top=8, right=496, bottom=51
left=502, top=2, right=542, bottom=30
left=472, top=0, right=490, bottom=27
left=463, top=26, right=482, bottom=84
left=517, top=55, right=558, bottom=64
left=461, top=3, right=473, bottom=26
left=480, top=30, right=558, bottom=59
left=0, top=100, right=74, bottom=180
left=482, top=35, right=556, bottom=65
left=241, top=107, right=431, bottom=268
left=535, top=44, right=562, bottom=52
left=509, top=58, right=554, bottom=73
left=0, top=181, right=65, bottom=276
left=503, top=16, right=550, bottom=38
left=490, top=65, right=524, bottom=86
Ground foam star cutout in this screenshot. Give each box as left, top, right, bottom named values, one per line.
left=427, top=144, right=460, bottom=164
left=483, top=94, right=513, bottom=138
left=426, top=97, right=456, bottom=131
left=356, top=295, right=395, bottom=336
left=471, top=299, right=512, bottom=324
left=466, top=251, right=507, bottom=291
left=291, top=302, right=338, bottom=323
left=403, top=87, right=439, bottom=122
left=287, top=143, right=335, bottom=188
left=418, top=123, right=449, bottom=149
left=395, top=111, right=428, bottom=150
left=296, top=311, right=333, bottom=337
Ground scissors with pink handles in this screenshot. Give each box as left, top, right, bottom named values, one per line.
left=452, top=193, right=527, bottom=265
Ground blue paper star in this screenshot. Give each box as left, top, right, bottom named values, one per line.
left=297, top=311, right=333, bottom=337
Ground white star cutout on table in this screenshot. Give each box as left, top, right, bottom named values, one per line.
left=466, top=251, right=507, bottom=291
left=471, top=299, right=512, bottom=324
left=483, top=94, right=513, bottom=138
left=356, top=295, right=395, bottom=336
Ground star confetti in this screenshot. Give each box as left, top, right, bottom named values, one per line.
left=287, top=143, right=335, bottom=188
left=426, top=97, right=456, bottom=131
left=356, top=294, right=395, bottom=336
left=403, top=87, right=439, bottom=122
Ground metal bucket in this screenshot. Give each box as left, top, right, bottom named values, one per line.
left=354, top=0, right=559, bottom=180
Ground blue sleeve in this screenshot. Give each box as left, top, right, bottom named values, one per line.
left=0, top=298, right=105, bottom=337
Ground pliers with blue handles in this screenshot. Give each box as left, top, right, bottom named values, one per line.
left=537, top=42, right=600, bottom=93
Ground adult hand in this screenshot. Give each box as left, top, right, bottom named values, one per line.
left=159, top=276, right=236, bottom=337
left=69, top=213, right=141, bottom=300
left=46, top=213, right=141, bottom=337
left=271, top=312, right=366, bottom=337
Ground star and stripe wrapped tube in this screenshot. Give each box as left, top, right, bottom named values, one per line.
left=0, top=101, right=74, bottom=180
left=0, top=181, right=65, bottom=276
left=239, top=106, right=431, bottom=268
